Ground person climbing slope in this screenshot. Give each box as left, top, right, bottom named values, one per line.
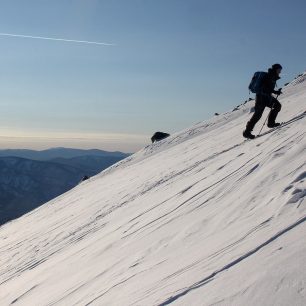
left=243, top=63, right=283, bottom=139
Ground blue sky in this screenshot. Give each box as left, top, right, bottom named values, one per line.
left=0, top=0, right=305, bottom=152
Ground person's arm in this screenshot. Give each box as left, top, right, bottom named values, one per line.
left=273, top=88, right=282, bottom=95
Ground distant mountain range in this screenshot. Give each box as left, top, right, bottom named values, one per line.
left=0, top=147, right=128, bottom=160
left=0, top=148, right=130, bottom=225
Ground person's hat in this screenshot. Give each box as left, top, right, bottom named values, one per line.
left=272, top=63, right=283, bottom=70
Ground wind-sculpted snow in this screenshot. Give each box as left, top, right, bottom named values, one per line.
left=0, top=77, right=305, bottom=305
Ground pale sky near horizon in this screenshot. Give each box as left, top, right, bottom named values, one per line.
left=0, top=0, right=305, bottom=153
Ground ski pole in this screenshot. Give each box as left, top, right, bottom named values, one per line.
left=258, top=112, right=270, bottom=136
left=258, top=94, right=279, bottom=136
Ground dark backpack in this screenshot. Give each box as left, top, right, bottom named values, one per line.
left=248, top=71, right=267, bottom=94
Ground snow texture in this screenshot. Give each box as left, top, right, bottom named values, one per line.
left=0, top=73, right=306, bottom=305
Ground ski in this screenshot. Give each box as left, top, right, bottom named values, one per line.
left=257, top=122, right=284, bottom=137
left=256, top=110, right=306, bottom=138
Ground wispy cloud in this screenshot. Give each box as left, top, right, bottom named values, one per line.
left=0, top=32, right=115, bottom=46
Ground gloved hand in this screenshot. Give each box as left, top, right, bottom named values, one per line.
left=276, top=88, right=283, bottom=95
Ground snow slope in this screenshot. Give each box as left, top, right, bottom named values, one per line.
left=0, top=74, right=305, bottom=306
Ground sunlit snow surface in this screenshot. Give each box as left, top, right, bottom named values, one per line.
left=0, top=74, right=305, bottom=305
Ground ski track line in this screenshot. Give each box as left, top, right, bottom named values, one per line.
left=10, top=285, right=39, bottom=304
left=158, top=215, right=306, bottom=306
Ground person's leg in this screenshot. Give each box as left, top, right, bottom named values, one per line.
left=243, top=95, right=266, bottom=138
left=267, top=97, right=282, bottom=127
left=245, top=95, right=266, bottom=132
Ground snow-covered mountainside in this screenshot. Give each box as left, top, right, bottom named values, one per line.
left=0, top=73, right=305, bottom=305
left=0, top=156, right=84, bottom=225
left=0, top=155, right=127, bottom=225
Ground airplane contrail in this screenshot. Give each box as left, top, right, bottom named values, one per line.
left=0, top=32, right=115, bottom=46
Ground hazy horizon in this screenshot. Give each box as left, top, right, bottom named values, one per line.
left=0, top=129, right=145, bottom=153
